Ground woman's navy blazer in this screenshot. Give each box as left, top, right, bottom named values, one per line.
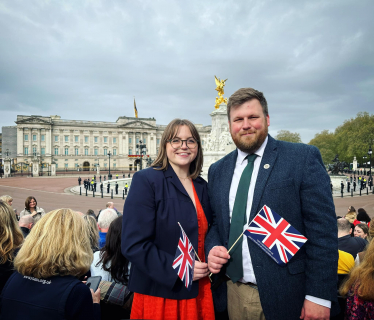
left=121, top=165, right=212, bottom=300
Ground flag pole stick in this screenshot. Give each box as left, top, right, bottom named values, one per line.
left=178, top=222, right=201, bottom=262
left=208, top=232, right=244, bottom=279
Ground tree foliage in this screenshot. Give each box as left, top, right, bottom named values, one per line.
left=308, top=112, right=374, bottom=166
left=275, top=130, right=302, bottom=143
left=309, top=130, right=337, bottom=165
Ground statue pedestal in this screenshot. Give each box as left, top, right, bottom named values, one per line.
left=32, top=161, right=39, bottom=177
left=51, top=163, right=56, bottom=176
left=352, top=156, right=358, bottom=171
left=4, top=159, right=11, bottom=178
left=202, top=103, right=235, bottom=180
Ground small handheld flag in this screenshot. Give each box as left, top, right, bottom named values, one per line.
left=134, top=98, right=138, bottom=118
left=244, top=205, right=307, bottom=265
left=172, top=223, right=195, bottom=291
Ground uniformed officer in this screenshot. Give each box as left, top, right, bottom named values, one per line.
left=353, top=181, right=356, bottom=192
left=341, top=181, right=344, bottom=193
left=107, top=182, right=110, bottom=194
left=78, top=177, right=82, bottom=186
left=124, top=183, right=129, bottom=195
left=115, top=182, right=119, bottom=195
left=347, top=181, right=350, bottom=193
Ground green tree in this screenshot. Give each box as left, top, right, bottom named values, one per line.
left=308, top=130, right=337, bottom=165
left=275, top=130, right=302, bottom=143
left=334, top=112, right=374, bottom=165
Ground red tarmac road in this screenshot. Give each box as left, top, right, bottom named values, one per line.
left=0, top=176, right=373, bottom=218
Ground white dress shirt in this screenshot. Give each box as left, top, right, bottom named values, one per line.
left=228, top=137, right=330, bottom=308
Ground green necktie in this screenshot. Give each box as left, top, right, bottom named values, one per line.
left=226, top=154, right=257, bottom=283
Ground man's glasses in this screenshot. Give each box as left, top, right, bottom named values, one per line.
left=167, top=138, right=198, bottom=149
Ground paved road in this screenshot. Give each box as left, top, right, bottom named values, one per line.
left=0, top=176, right=124, bottom=215
left=0, top=176, right=373, bottom=218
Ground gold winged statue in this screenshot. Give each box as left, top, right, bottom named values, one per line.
left=214, top=76, right=228, bottom=109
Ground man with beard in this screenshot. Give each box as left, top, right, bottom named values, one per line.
left=205, top=88, right=338, bottom=320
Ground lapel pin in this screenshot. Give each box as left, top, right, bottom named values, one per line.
left=264, top=164, right=270, bottom=169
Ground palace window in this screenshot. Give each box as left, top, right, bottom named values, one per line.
left=41, top=148, right=45, bottom=155
left=104, top=137, right=108, bottom=143
left=24, top=147, right=28, bottom=155
left=65, top=148, right=68, bottom=156
left=113, top=149, right=117, bottom=156
left=113, top=137, right=117, bottom=143
left=55, top=136, right=58, bottom=142
left=94, top=137, right=98, bottom=143
left=24, top=134, right=29, bottom=141
left=75, top=148, right=79, bottom=156
left=129, top=137, right=132, bottom=144
left=94, top=148, right=98, bottom=156
left=65, top=136, right=69, bottom=142
left=54, top=148, right=58, bottom=155
left=104, top=149, right=108, bottom=156
left=85, top=136, right=88, bottom=143
left=75, top=136, right=79, bottom=142
left=85, top=148, right=88, bottom=156
left=41, top=135, right=45, bottom=142
left=33, top=135, right=37, bottom=141
left=129, top=149, right=132, bottom=155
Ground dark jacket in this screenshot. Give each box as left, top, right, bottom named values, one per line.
left=205, top=135, right=339, bottom=319
left=338, top=234, right=367, bottom=259
left=121, top=165, right=212, bottom=300
left=0, top=272, right=100, bottom=320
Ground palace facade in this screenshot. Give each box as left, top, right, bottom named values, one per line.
left=15, top=115, right=211, bottom=171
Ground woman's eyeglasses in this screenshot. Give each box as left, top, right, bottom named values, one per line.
left=167, top=138, right=198, bottom=149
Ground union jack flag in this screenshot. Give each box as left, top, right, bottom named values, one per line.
left=244, top=205, right=307, bottom=265
left=172, top=223, right=195, bottom=291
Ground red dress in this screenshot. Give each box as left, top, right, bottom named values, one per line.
left=130, top=182, right=215, bottom=320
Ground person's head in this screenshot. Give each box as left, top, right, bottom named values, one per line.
left=357, top=208, right=371, bottom=224
left=340, top=237, right=374, bottom=300
left=83, top=215, right=99, bottom=251
left=18, top=215, right=34, bottom=230
left=98, top=216, right=129, bottom=284
left=226, top=88, right=270, bottom=154
left=0, top=201, right=24, bottom=264
left=345, top=211, right=357, bottom=224
left=337, top=218, right=351, bottom=237
left=97, top=208, right=117, bottom=232
left=106, top=202, right=114, bottom=209
left=25, top=196, right=37, bottom=211
left=86, top=209, right=97, bottom=220
left=348, top=206, right=356, bottom=213
left=151, top=119, right=203, bottom=179
left=354, top=223, right=369, bottom=240
left=14, top=208, right=92, bottom=278
left=0, top=195, right=13, bottom=207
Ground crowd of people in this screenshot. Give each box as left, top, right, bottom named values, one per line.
left=0, top=87, right=373, bottom=320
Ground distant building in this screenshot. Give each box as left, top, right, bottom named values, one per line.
left=14, top=115, right=211, bottom=172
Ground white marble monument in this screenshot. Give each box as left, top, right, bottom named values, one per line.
left=202, top=103, right=235, bottom=180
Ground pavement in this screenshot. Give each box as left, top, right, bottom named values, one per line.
left=0, top=176, right=373, bottom=219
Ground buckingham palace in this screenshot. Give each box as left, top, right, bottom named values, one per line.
left=12, top=114, right=212, bottom=173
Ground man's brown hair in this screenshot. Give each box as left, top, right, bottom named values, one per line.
left=227, top=88, right=268, bottom=121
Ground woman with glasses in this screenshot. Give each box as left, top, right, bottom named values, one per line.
left=122, top=119, right=214, bottom=320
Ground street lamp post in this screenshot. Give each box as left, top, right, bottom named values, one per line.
left=136, top=140, right=147, bottom=171
left=363, top=156, right=367, bottom=175
left=368, top=145, right=372, bottom=178
left=107, top=151, right=112, bottom=180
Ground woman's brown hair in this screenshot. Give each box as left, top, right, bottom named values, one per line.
left=151, top=119, right=203, bottom=180
left=0, top=201, right=24, bottom=264
left=340, top=238, right=374, bottom=300
left=25, top=196, right=37, bottom=211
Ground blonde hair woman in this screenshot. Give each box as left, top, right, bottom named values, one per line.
left=0, top=208, right=101, bottom=320
left=0, top=195, right=13, bottom=206
left=0, top=200, right=23, bottom=292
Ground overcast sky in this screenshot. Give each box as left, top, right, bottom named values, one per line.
left=0, top=0, right=373, bottom=143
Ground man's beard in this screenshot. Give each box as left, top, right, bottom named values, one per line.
left=231, top=125, right=268, bottom=154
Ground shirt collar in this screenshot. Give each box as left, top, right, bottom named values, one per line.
left=236, top=136, right=268, bottom=165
